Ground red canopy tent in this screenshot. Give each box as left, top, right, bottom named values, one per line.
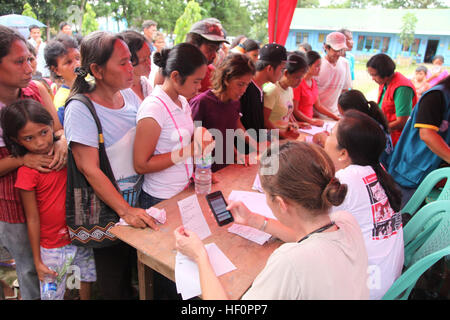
left=268, top=0, right=298, bottom=45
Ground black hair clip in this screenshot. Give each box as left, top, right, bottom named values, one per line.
left=74, top=66, right=88, bottom=77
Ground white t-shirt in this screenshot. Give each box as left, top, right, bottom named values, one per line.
left=136, top=85, right=194, bottom=199
left=315, top=57, right=352, bottom=119
left=64, top=88, right=140, bottom=189
left=332, top=165, right=404, bottom=300
left=28, top=39, right=50, bottom=78
left=242, top=211, right=369, bottom=300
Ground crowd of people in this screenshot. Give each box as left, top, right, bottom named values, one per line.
left=0, top=15, right=448, bottom=301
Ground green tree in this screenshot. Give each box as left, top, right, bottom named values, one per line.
left=173, top=0, right=203, bottom=45
left=297, top=0, right=320, bottom=7
left=142, top=0, right=186, bottom=35
left=197, top=0, right=251, bottom=37
left=0, top=0, right=26, bottom=16
left=245, top=0, right=269, bottom=43
left=399, top=12, right=418, bottom=51
left=81, top=3, right=99, bottom=35
left=22, top=2, right=37, bottom=19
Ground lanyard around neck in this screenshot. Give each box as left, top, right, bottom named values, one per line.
left=297, top=222, right=336, bottom=244
left=154, top=95, right=191, bottom=183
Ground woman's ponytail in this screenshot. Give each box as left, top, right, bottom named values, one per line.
left=372, top=163, right=402, bottom=212
left=69, top=66, right=93, bottom=99
left=367, top=100, right=390, bottom=134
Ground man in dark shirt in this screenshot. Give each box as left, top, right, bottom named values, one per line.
left=237, top=43, right=287, bottom=154
left=387, top=75, right=450, bottom=207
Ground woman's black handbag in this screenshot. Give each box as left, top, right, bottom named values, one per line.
left=64, top=94, right=121, bottom=248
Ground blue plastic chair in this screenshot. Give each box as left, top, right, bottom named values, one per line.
left=401, top=167, right=450, bottom=216
left=382, top=200, right=450, bottom=300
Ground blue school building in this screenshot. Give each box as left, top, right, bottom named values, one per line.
left=286, top=8, right=450, bottom=66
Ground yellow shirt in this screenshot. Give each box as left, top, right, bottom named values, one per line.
left=263, top=82, right=294, bottom=129
left=53, top=85, right=71, bottom=110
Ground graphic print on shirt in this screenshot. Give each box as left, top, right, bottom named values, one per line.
left=363, top=173, right=402, bottom=240
left=282, top=100, right=294, bottom=123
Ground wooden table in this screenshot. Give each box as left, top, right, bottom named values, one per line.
left=110, top=164, right=282, bottom=300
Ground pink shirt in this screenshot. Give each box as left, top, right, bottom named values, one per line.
left=293, top=78, right=318, bottom=119
left=427, top=68, right=449, bottom=87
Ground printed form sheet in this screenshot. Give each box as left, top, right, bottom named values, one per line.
left=177, top=194, right=211, bottom=240
left=175, top=243, right=236, bottom=300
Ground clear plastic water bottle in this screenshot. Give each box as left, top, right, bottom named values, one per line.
left=195, top=154, right=212, bottom=195
left=41, top=273, right=57, bottom=300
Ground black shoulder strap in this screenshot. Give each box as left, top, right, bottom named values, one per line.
left=65, top=93, right=104, bottom=145
left=64, top=93, right=119, bottom=191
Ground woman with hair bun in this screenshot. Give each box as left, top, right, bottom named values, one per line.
left=324, top=110, right=404, bottom=300
left=134, top=42, right=214, bottom=208
left=174, top=141, right=369, bottom=300
left=134, top=42, right=215, bottom=299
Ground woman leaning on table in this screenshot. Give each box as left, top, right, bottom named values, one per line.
left=64, top=31, right=158, bottom=300
left=174, top=141, right=369, bottom=300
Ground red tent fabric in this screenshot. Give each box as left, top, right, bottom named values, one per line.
left=268, top=0, right=298, bottom=45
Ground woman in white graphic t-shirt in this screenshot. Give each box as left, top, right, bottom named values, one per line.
left=323, top=109, right=404, bottom=300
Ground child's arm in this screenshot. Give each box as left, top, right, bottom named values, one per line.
left=19, top=189, right=58, bottom=281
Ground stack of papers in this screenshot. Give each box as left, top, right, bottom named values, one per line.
left=228, top=223, right=271, bottom=245
left=226, top=190, right=275, bottom=245
left=175, top=243, right=236, bottom=300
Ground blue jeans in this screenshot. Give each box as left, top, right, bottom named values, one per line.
left=399, top=185, right=417, bottom=210
left=138, top=190, right=166, bottom=209
left=0, top=221, right=40, bottom=300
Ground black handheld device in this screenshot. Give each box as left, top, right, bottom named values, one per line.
left=205, top=191, right=234, bottom=226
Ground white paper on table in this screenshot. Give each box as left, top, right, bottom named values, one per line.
left=228, top=190, right=277, bottom=220
left=175, top=243, right=236, bottom=300
left=252, top=174, right=264, bottom=193
left=298, top=120, right=336, bottom=135
left=177, top=194, right=211, bottom=240
left=323, top=121, right=336, bottom=133
left=298, top=124, right=327, bottom=135
left=228, top=223, right=271, bottom=245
